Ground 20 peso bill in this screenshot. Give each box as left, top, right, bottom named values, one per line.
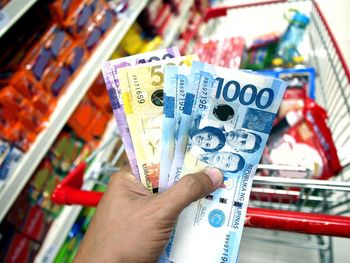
left=101, top=47, right=181, bottom=179
left=163, top=62, right=287, bottom=262
left=117, top=55, right=198, bottom=193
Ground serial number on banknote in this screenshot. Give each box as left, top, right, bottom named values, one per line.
left=220, top=233, right=231, bottom=263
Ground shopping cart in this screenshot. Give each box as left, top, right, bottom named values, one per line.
left=52, top=1, right=350, bottom=262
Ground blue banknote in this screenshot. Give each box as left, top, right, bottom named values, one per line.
left=166, top=64, right=215, bottom=188
left=159, top=66, right=191, bottom=192
left=163, top=61, right=287, bottom=262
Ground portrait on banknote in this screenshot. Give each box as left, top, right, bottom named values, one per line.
left=198, top=151, right=245, bottom=173
left=188, top=116, right=263, bottom=154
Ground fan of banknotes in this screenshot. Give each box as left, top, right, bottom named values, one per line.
left=102, top=47, right=287, bottom=263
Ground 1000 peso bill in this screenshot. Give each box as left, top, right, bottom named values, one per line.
left=163, top=62, right=287, bottom=262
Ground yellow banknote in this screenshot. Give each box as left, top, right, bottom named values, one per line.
left=118, top=55, right=198, bottom=193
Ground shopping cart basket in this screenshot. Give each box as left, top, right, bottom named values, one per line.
left=52, top=1, right=350, bottom=262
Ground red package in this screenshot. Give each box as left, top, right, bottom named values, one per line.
left=0, top=86, right=46, bottom=131
left=153, top=4, right=171, bottom=34
left=3, top=233, right=39, bottom=263
left=68, top=98, right=110, bottom=142
left=18, top=105, right=45, bottom=133
left=10, top=70, right=55, bottom=115
left=87, top=74, right=112, bottom=114
left=194, top=37, right=245, bottom=69
left=0, top=86, right=27, bottom=120
left=262, top=99, right=342, bottom=180
left=7, top=204, right=50, bottom=242
left=1, top=122, right=36, bottom=152
left=277, top=84, right=307, bottom=120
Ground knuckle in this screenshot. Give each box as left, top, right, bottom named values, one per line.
left=182, top=174, right=203, bottom=196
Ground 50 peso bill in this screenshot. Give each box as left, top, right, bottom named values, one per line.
left=163, top=62, right=287, bottom=262
left=101, top=48, right=181, bottom=179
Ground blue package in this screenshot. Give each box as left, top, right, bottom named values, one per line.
left=258, top=67, right=316, bottom=99
left=0, top=145, right=22, bottom=188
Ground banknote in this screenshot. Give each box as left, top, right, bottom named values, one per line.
left=159, top=66, right=192, bottom=193
left=163, top=61, right=287, bottom=262
left=117, top=55, right=197, bottom=193
left=101, top=48, right=181, bottom=179
left=166, top=64, right=213, bottom=189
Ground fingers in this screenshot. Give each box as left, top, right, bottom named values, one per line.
left=108, top=167, right=152, bottom=197
left=157, top=168, right=222, bottom=217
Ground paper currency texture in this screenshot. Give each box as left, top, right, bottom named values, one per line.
left=117, top=55, right=197, bottom=193
left=101, top=47, right=181, bottom=179
left=164, top=62, right=287, bottom=262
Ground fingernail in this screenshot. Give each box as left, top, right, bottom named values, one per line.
left=205, top=168, right=223, bottom=188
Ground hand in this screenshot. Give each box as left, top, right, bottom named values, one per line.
left=74, top=167, right=222, bottom=263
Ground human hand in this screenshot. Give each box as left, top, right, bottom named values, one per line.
left=74, top=167, right=223, bottom=263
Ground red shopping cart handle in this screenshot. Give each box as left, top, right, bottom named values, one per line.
left=52, top=161, right=103, bottom=207
left=204, top=0, right=288, bottom=22
left=51, top=163, right=350, bottom=238
left=246, top=207, right=350, bottom=237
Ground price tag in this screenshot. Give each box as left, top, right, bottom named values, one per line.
left=0, top=10, right=9, bottom=29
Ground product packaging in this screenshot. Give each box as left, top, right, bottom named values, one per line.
left=87, top=74, right=112, bottom=114
left=262, top=99, right=342, bottom=180
left=41, top=42, right=89, bottom=96
left=242, top=33, right=280, bottom=70
left=21, top=25, right=74, bottom=82
left=62, top=0, right=110, bottom=38
left=0, top=145, right=22, bottom=188
left=50, top=0, right=83, bottom=22
left=10, top=70, right=55, bottom=115
left=259, top=67, right=316, bottom=119
left=194, top=37, right=245, bottom=69
left=68, top=98, right=110, bottom=142
left=83, top=8, right=116, bottom=51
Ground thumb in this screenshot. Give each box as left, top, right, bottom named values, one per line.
left=158, top=168, right=223, bottom=217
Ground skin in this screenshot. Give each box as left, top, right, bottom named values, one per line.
left=74, top=167, right=222, bottom=263
left=211, top=151, right=240, bottom=171
left=192, top=131, right=220, bottom=150
left=225, top=130, right=256, bottom=151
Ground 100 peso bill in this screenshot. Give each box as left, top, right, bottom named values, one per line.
left=163, top=62, right=287, bottom=262
left=117, top=55, right=198, bottom=193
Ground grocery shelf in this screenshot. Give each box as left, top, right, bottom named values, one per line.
left=160, top=0, right=194, bottom=48
left=0, top=0, right=38, bottom=38
left=34, top=119, right=119, bottom=263
left=0, top=0, right=148, bottom=223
